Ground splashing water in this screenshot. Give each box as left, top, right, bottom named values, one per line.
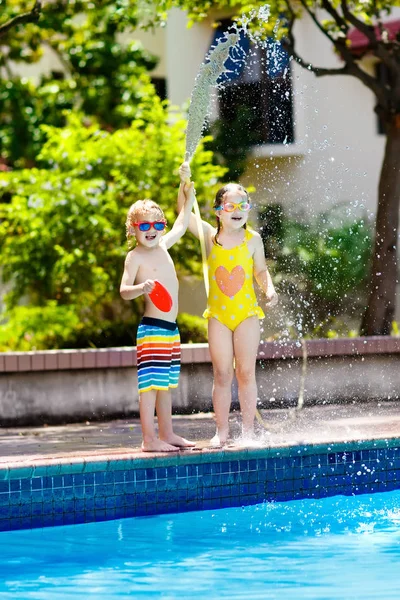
left=185, top=33, right=240, bottom=161
left=185, top=5, right=273, bottom=161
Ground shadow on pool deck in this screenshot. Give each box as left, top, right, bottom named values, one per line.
left=1, top=401, right=400, bottom=467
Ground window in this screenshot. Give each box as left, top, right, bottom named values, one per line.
left=213, top=22, right=294, bottom=146
left=151, top=77, right=167, bottom=101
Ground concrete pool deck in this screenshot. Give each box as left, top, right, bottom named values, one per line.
left=1, top=401, right=400, bottom=469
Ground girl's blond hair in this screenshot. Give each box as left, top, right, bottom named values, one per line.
left=125, top=199, right=165, bottom=248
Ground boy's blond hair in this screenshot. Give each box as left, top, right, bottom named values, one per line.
left=125, top=199, right=165, bottom=245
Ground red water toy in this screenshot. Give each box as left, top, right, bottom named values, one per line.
left=149, top=280, right=173, bottom=312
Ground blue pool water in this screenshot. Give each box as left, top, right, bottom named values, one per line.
left=1, top=490, right=400, bottom=599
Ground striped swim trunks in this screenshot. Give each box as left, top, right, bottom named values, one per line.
left=136, top=316, right=181, bottom=394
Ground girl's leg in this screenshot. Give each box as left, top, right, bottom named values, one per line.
left=208, top=318, right=234, bottom=445
left=156, top=390, right=195, bottom=447
left=139, top=390, right=178, bottom=452
left=233, top=316, right=260, bottom=438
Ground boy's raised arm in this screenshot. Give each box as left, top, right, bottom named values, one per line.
left=163, top=181, right=196, bottom=249
left=176, top=162, right=214, bottom=241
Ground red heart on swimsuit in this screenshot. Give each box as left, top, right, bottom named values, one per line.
left=215, top=265, right=245, bottom=298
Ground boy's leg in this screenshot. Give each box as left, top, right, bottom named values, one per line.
left=233, top=316, right=260, bottom=438
left=139, top=390, right=179, bottom=452
left=156, top=390, right=195, bottom=447
left=208, top=318, right=234, bottom=445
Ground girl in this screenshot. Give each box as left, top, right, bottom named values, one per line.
left=178, top=163, right=278, bottom=446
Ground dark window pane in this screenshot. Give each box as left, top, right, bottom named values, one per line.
left=151, top=77, right=167, bottom=101
left=218, top=65, right=294, bottom=145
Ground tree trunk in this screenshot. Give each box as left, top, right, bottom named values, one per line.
left=360, top=116, right=400, bottom=336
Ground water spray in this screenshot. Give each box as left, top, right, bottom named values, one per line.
left=184, top=32, right=241, bottom=298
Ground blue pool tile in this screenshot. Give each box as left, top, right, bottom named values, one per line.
left=106, top=496, right=116, bottom=509
left=146, top=468, right=157, bottom=480
left=123, top=482, right=136, bottom=495
left=74, top=485, right=85, bottom=500
left=63, top=513, right=76, bottom=526
left=85, top=497, right=95, bottom=511
left=75, top=498, right=85, bottom=512
left=187, top=465, right=198, bottom=477
left=124, top=494, right=135, bottom=507
left=239, top=460, right=249, bottom=472
left=74, top=474, right=84, bottom=487
left=9, top=479, right=21, bottom=492
left=0, top=518, right=10, bottom=532
left=74, top=511, right=86, bottom=525
left=94, top=509, right=107, bottom=522
left=104, top=472, right=115, bottom=485
left=210, top=474, right=221, bottom=486
left=52, top=514, right=64, bottom=527
left=113, top=483, right=124, bottom=496
left=202, top=463, right=212, bottom=475
left=64, top=499, right=75, bottom=513
left=211, top=463, right=221, bottom=474
left=187, top=488, right=198, bottom=502
left=248, top=471, right=258, bottom=484
left=229, top=461, right=239, bottom=473
left=146, top=478, right=158, bottom=492
left=136, top=492, right=148, bottom=505
left=186, top=476, right=198, bottom=489
left=84, top=472, right=95, bottom=485
left=8, top=491, right=21, bottom=506
left=248, top=459, right=257, bottom=471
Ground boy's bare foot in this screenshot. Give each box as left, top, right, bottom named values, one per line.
left=161, top=433, right=196, bottom=448
left=141, top=439, right=179, bottom=453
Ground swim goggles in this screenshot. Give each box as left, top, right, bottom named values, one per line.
left=132, top=220, right=167, bottom=232
left=216, top=201, right=252, bottom=213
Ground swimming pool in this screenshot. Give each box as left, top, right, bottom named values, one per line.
left=1, top=489, right=399, bottom=599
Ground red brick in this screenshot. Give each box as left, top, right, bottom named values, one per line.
left=96, top=350, right=109, bottom=368
left=44, top=352, right=58, bottom=370
left=109, top=350, right=121, bottom=368
left=31, top=353, right=45, bottom=370
left=180, top=346, right=193, bottom=364
left=4, top=354, right=18, bottom=372
left=57, top=352, right=72, bottom=370
left=17, top=354, right=31, bottom=372
left=83, top=351, right=96, bottom=369
left=71, top=352, right=84, bottom=369
left=120, top=349, right=135, bottom=367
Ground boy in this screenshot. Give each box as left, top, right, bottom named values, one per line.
left=120, top=177, right=196, bottom=452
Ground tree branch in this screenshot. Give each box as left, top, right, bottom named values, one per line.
left=283, top=0, right=390, bottom=110
left=341, top=0, right=377, bottom=45
left=298, top=0, right=336, bottom=45
left=282, top=4, right=350, bottom=78
left=320, top=0, right=348, bottom=32
left=0, top=1, right=42, bottom=38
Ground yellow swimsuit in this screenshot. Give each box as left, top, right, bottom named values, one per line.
left=203, top=228, right=265, bottom=331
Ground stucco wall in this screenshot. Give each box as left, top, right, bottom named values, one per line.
left=1, top=338, right=399, bottom=425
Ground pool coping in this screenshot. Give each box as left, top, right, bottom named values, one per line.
left=2, top=432, right=400, bottom=532
left=2, top=434, right=400, bottom=480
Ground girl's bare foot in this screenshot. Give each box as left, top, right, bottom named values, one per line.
left=141, top=439, right=179, bottom=453
left=161, top=433, right=196, bottom=448
left=209, top=431, right=228, bottom=448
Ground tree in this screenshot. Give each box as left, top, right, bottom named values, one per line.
left=152, top=0, right=400, bottom=336
left=0, top=0, right=42, bottom=38
left=0, top=1, right=157, bottom=166
left=0, top=102, right=225, bottom=350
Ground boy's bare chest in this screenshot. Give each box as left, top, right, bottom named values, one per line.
left=138, top=248, right=176, bottom=279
